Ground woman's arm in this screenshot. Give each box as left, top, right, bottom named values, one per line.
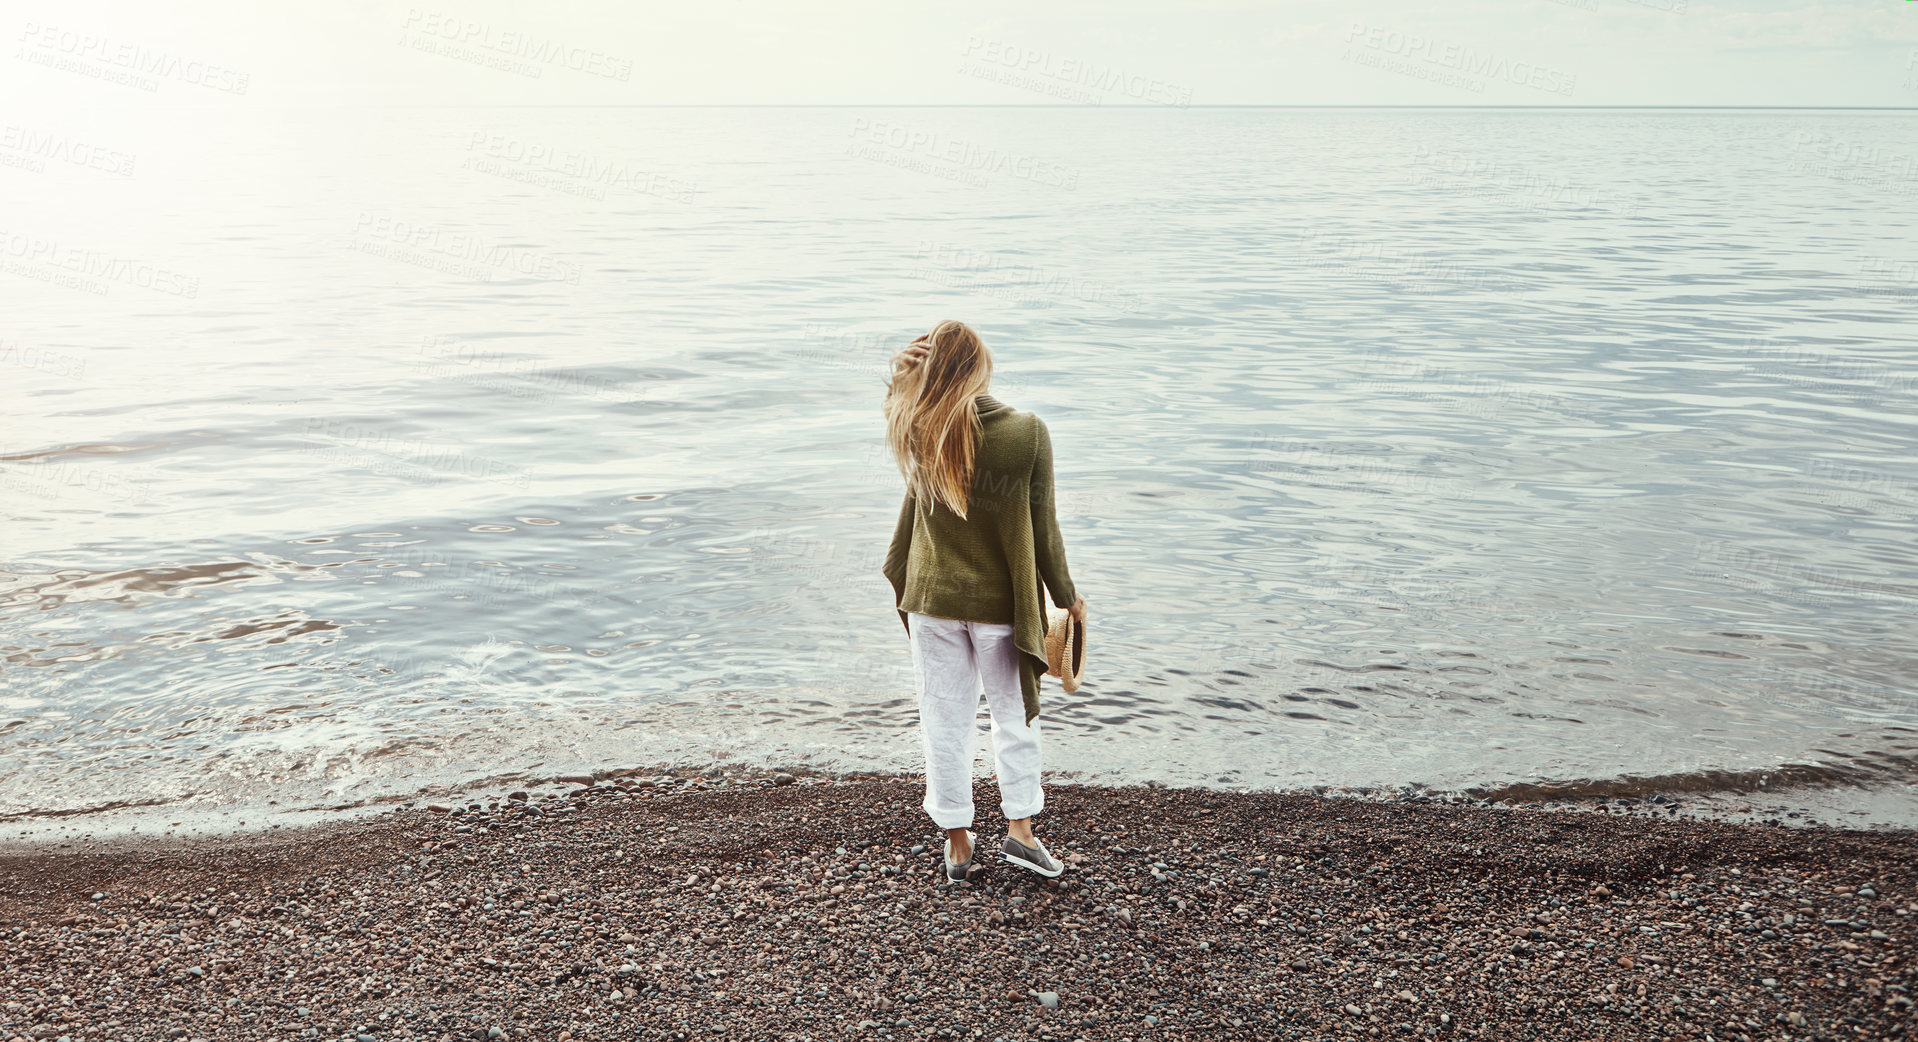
left=882, top=489, right=916, bottom=634
left=1028, top=418, right=1078, bottom=611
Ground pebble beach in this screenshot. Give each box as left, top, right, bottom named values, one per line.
left=2, top=768, right=1913, bottom=1042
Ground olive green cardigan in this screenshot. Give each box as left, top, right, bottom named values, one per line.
left=882, top=393, right=1077, bottom=726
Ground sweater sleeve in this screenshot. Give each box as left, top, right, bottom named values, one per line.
left=1029, top=418, right=1078, bottom=609
left=882, top=489, right=915, bottom=634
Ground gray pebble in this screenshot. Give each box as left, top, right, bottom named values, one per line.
left=1029, top=990, right=1059, bottom=1009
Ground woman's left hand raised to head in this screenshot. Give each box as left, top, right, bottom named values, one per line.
left=891, top=334, right=930, bottom=377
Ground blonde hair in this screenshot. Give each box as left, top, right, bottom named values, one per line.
left=882, top=320, right=993, bottom=519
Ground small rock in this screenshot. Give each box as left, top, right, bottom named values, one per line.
left=89, top=893, right=104, bottom=901
left=774, top=773, right=797, bottom=786
left=1858, top=887, right=1877, bottom=898
left=1289, top=960, right=1311, bottom=971
left=1344, top=1003, right=1364, bottom=1016
left=557, top=774, right=594, bottom=787
left=1762, top=978, right=1778, bottom=988
left=427, top=804, right=454, bottom=814
left=1029, top=990, right=1059, bottom=1010
left=507, top=791, right=528, bottom=802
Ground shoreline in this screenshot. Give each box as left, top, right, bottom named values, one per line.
left=2, top=772, right=1912, bottom=1041
left=5, top=760, right=1916, bottom=851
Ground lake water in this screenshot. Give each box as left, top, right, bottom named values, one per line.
left=4, top=107, right=1917, bottom=838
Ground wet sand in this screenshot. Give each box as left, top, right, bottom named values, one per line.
left=2, top=768, right=1912, bottom=1042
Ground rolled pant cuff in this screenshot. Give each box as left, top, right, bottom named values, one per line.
left=1002, top=801, right=1043, bottom=821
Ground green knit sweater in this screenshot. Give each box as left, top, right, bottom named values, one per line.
left=882, top=393, right=1078, bottom=726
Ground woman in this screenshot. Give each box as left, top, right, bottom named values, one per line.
left=880, top=320, right=1087, bottom=883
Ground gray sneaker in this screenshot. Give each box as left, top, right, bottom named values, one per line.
left=1001, top=834, right=1065, bottom=877
left=944, top=829, right=977, bottom=881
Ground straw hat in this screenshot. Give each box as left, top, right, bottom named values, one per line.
left=1043, top=606, right=1087, bottom=693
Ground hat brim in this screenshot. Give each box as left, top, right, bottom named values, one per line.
left=1044, top=607, right=1087, bottom=692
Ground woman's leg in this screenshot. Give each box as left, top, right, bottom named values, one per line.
left=910, top=612, right=983, bottom=836
left=970, top=620, right=1044, bottom=834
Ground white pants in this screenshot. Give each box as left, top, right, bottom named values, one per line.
left=908, top=611, right=1045, bottom=830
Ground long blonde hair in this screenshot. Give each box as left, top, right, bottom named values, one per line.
left=883, top=320, right=993, bottom=519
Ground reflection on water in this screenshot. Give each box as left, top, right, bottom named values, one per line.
left=3, top=107, right=1916, bottom=833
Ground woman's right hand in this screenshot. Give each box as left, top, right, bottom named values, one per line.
left=890, top=334, right=931, bottom=377
left=1069, top=593, right=1087, bottom=622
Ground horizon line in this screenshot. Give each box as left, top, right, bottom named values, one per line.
left=265, top=103, right=1918, bottom=111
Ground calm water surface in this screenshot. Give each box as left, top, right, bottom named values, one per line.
left=4, top=107, right=1916, bottom=835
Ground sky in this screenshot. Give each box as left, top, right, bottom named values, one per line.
left=3, top=0, right=1917, bottom=113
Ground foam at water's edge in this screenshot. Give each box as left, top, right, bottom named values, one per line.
left=4, top=757, right=1915, bottom=849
